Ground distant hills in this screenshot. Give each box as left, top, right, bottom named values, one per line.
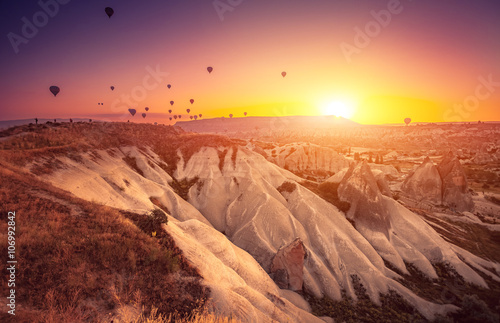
left=175, top=115, right=359, bottom=133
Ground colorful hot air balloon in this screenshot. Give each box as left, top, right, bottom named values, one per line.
left=281, top=71, right=287, bottom=78
left=128, top=109, right=136, bottom=116
left=167, top=84, right=171, bottom=89
left=207, top=66, right=213, bottom=73
left=110, top=86, right=114, bottom=91
left=229, top=114, right=233, bottom=118
left=244, top=112, right=247, bottom=116
left=186, top=109, right=190, bottom=113
left=105, top=7, right=114, bottom=18
left=190, top=99, right=194, bottom=104
left=194, top=115, right=198, bottom=120
left=404, top=118, right=411, bottom=126
left=49, top=86, right=60, bottom=97
left=145, top=107, right=149, bottom=111
left=142, top=113, right=146, bottom=118
left=170, top=101, right=174, bottom=106
left=168, top=109, right=172, bottom=114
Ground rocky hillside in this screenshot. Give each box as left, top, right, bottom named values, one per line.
left=1, top=122, right=500, bottom=322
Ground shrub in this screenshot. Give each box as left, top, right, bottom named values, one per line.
left=137, top=209, right=168, bottom=236
left=277, top=181, right=297, bottom=194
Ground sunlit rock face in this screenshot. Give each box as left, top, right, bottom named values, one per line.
left=338, top=161, right=392, bottom=238
left=401, top=156, right=442, bottom=205
left=271, top=238, right=307, bottom=291
left=437, top=152, right=474, bottom=211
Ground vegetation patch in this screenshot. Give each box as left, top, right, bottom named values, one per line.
left=0, top=164, right=208, bottom=322
left=169, top=176, right=200, bottom=201
left=277, top=181, right=297, bottom=194
left=305, top=274, right=424, bottom=323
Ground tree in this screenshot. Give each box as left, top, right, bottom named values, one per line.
left=375, top=155, right=380, bottom=164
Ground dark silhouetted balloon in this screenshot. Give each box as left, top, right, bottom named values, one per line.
left=207, top=66, right=213, bottom=73
left=98, top=103, right=100, bottom=105
left=142, top=113, right=146, bottom=118
left=168, top=109, right=172, bottom=114
left=101, top=102, right=104, bottom=105
left=49, top=86, right=60, bottom=97
left=404, top=118, right=411, bottom=126
left=190, top=116, right=193, bottom=120
left=190, top=99, right=194, bottom=104
left=105, top=7, right=114, bottom=18
left=198, top=114, right=202, bottom=118
left=170, top=101, right=174, bottom=106
left=194, top=115, right=198, bottom=120
left=167, top=84, right=171, bottom=89
left=178, top=115, right=181, bottom=119
left=174, top=115, right=178, bottom=120
left=145, top=107, right=149, bottom=111
left=229, top=114, right=233, bottom=118
left=244, top=112, right=247, bottom=116
left=128, top=109, right=136, bottom=116
left=110, top=86, right=114, bottom=91
left=154, top=122, right=157, bottom=125
left=186, top=109, right=190, bottom=113
left=169, top=117, right=172, bottom=121
left=281, top=71, right=286, bottom=78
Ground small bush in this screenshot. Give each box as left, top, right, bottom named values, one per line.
left=277, top=181, right=297, bottom=194
left=138, top=209, right=168, bottom=236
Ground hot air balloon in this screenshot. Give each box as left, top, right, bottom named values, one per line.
left=105, top=7, right=114, bottom=18
left=404, top=118, right=411, bottom=126
left=207, top=66, right=213, bottom=74
left=194, top=115, right=198, bottom=120
left=49, top=86, right=60, bottom=97
left=167, top=84, right=171, bottom=89
left=169, top=117, right=172, bottom=121
left=244, top=112, right=247, bottom=116
left=229, top=114, right=233, bottom=118
left=128, top=109, right=136, bottom=116
left=145, top=107, right=149, bottom=111
left=110, top=86, right=114, bottom=91
left=154, top=122, right=158, bottom=125
left=174, top=115, right=178, bottom=120
left=168, top=109, right=172, bottom=114
left=170, top=101, right=174, bottom=106
left=281, top=71, right=286, bottom=78
left=190, top=99, right=194, bottom=104
left=190, top=116, right=193, bottom=120
left=98, top=103, right=100, bottom=105
left=186, top=109, right=190, bottom=113
left=199, top=114, right=202, bottom=118
left=142, top=113, right=146, bottom=118
left=178, top=115, right=182, bottom=119
left=101, top=102, right=104, bottom=105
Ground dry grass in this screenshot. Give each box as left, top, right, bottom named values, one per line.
left=0, top=161, right=208, bottom=322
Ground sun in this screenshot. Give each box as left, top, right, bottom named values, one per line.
left=323, top=101, right=354, bottom=119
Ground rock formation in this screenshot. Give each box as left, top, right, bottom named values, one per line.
left=271, top=238, right=307, bottom=291
left=437, top=152, right=474, bottom=211
left=401, top=157, right=442, bottom=204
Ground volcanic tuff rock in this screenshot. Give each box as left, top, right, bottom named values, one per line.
left=39, top=143, right=500, bottom=321
left=264, top=143, right=351, bottom=175
left=271, top=238, right=307, bottom=291
left=401, top=156, right=442, bottom=204
left=437, top=152, right=474, bottom=211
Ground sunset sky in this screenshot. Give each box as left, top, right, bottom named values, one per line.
left=1, top=0, right=499, bottom=124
